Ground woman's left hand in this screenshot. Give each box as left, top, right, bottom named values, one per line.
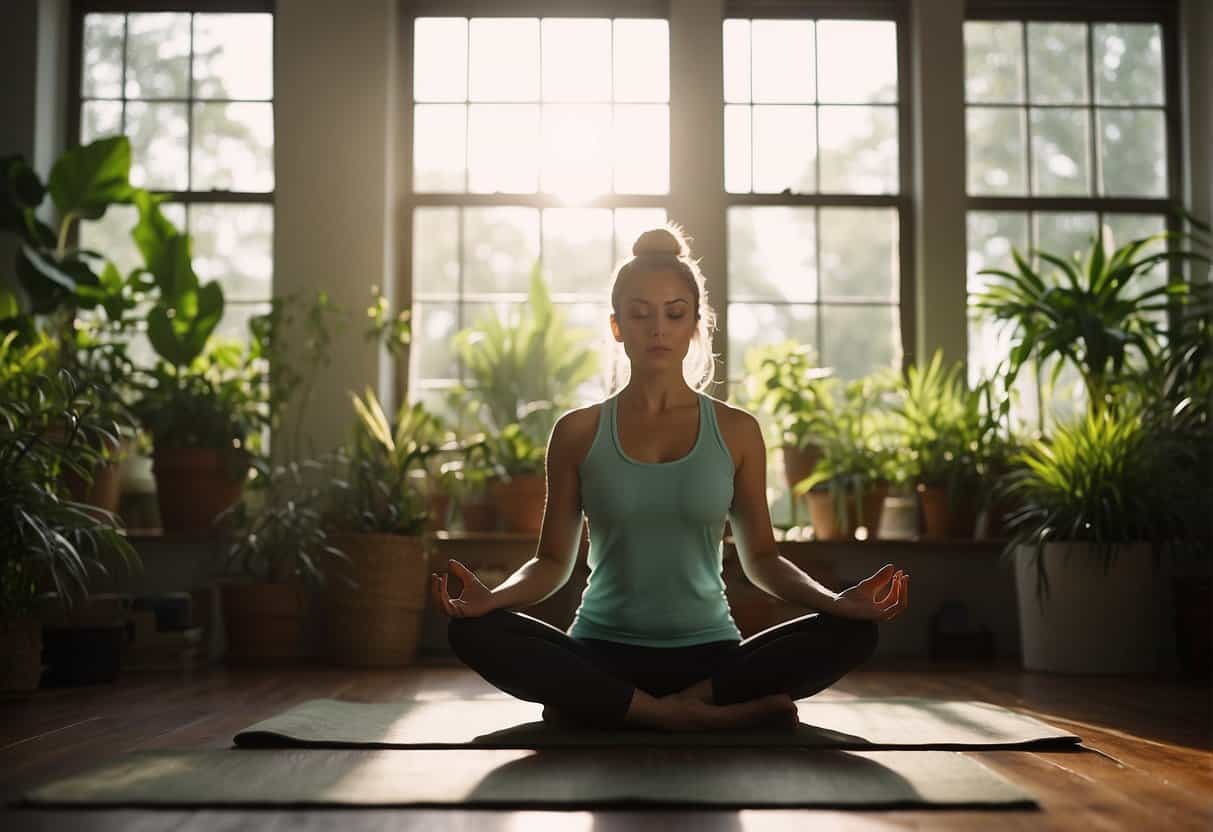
left=828, top=564, right=908, bottom=622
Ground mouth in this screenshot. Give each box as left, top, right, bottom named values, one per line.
left=646, top=347, right=672, bottom=353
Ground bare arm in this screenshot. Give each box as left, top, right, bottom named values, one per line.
left=727, top=410, right=841, bottom=612
left=488, top=410, right=588, bottom=612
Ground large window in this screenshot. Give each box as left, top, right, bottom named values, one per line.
left=71, top=5, right=275, bottom=350
left=964, top=12, right=1176, bottom=428
left=408, top=16, right=670, bottom=419
left=723, top=15, right=907, bottom=389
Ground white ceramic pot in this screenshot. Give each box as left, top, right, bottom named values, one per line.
left=1013, top=542, right=1167, bottom=674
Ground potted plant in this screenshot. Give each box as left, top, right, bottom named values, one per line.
left=1, top=137, right=148, bottom=515
left=791, top=373, right=903, bottom=541
left=890, top=350, right=1006, bottom=539
left=220, top=457, right=351, bottom=665
left=979, top=218, right=1213, bottom=673
left=999, top=405, right=1199, bottom=673
left=319, top=389, right=444, bottom=666
left=0, top=333, right=141, bottom=691
left=449, top=263, right=598, bottom=533
left=739, top=340, right=834, bottom=526
left=123, top=193, right=254, bottom=532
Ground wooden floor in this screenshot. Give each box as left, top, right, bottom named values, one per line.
left=1, top=655, right=1210, bottom=831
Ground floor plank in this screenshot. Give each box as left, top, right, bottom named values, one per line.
left=1, top=656, right=1209, bottom=831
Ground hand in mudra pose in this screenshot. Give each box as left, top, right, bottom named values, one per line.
left=431, top=558, right=496, bottom=619
left=830, top=564, right=909, bottom=622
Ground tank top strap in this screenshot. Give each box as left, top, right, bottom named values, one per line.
left=699, top=393, right=734, bottom=472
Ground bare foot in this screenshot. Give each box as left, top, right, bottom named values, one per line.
left=661, top=693, right=798, bottom=732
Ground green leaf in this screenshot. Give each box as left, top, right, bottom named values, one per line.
left=47, top=136, right=135, bottom=220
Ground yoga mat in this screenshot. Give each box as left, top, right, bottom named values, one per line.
left=232, top=696, right=1080, bottom=749
left=16, top=747, right=1038, bottom=809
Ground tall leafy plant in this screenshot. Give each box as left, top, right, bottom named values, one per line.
left=971, top=219, right=1211, bottom=421
left=450, top=262, right=599, bottom=475
left=739, top=340, right=835, bottom=452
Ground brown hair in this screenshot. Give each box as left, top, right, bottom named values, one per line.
left=606, top=223, right=718, bottom=393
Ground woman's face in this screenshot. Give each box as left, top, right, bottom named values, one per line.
left=610, top=268, right=698, bottom=371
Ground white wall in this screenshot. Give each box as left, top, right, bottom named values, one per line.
left=274, top=0, right=399, bottom=454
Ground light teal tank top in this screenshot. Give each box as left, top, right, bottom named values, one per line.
left=567, top=390, right=743, bottom=647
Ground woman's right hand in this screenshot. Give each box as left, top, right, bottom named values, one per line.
left=431, top=558, right=497, bottom=619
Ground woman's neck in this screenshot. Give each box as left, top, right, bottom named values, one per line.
left=619, top=371, right=696, bottom=415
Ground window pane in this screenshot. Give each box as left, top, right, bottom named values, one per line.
left=964, top=21, right=1024, bottom=104
left=1027, top=23, right=1088, bottom=104
left=722, top=19, right=750, bottom=103
left=751, top=20, right=814, bottom=103
left=192, top=102, right=274, bottom=192
left=724, top=105, right=752, bottom=193
left=413, top=207, right=459, bottom=297
left=819, top=105, right=897, bottom=194
left=81, top=101, right=123, bottom=144
left=1095, top=23, right=1163, bottom=105
left=1103, top=213, right=1167, bottom=300
left=816, top=21, right=897, bottom=104
left=543, top=18, right=610, bottom=102
left=820, top=305, right=899, bottom=381
left=79, top=204, right=141, bottom=278
left=967, top=107, right=1027, bottom=195
left=728, top=303, right=817, bottom=376
left=214, top=300, right=273, bottom=346
left=614, top=208, right=667, bottom=267
left=1030, top=107, right=1090, bottom=196
left=125, top=13, right=190, bottom=98
left=463, top=207, right=540, bottom=295
left=193, top=14, right=273, bottom=100
left=414, top=18, right=468, bottom=102
left=613, top=19, right=669, bottom=103
left=413, top=104, right=466, bottom=192
left=410, top=302, right=461, bottom=379
left=753, top=106, right=815, bottom=193
left=469, top=18, right=539, bottom=102
left=83, top=14, right=124, bottom=98
left=613, top=104, right=668, bottom=194
left=727, top=206, right=816, bottom=303
left=820, top=208, right=898, bottom=302
left=468, top=104, right=539, bottom=193
left=1034, top=212, right=1097, bottom=263
left=125, top=101, right=188, bottom=190
left=966, top=211, right=1028, bottom=297
left=1099, top=109, right=1166, bottom=197
left=542, top=208, right=613, bottom=296
left=541, top=104, right=611, bottom=200
left=188, top=204, right=273, bottom=299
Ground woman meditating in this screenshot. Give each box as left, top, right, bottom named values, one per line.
left=431, top=224, right=910, bottom=732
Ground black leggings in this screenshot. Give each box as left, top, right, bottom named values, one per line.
left=447, top=608, right=879, bottom=726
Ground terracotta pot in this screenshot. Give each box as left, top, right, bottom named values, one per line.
left=323, top=533, right=430, bottom=667
left=221, top=581, right=311, bottom=665
left=153, top=447, right=247, bottom=533
left=460, top=497, right=499, bottom=532
left=62, top=436, right=132, bottom=517
left=782, top=442, right=823, bottom=495
left=0, top=616, right=43, bottom=692
left=427, top=494, right=452, bottom=532
left=917, top=483, right=979, bottom=540
left=490, top=473, right=546, bottom=534
left=807, top=481, right=889, bottom=541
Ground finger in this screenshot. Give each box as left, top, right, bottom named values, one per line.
left=902, top=575, right=909, bottom=608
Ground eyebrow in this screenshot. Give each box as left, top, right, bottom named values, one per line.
left=628, top=298, right=689, bottom=305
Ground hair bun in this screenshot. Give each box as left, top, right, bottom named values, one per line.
left=632, top=226, right=689, bottom=258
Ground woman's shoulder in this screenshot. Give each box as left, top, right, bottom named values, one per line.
left=551, top=401, right=606, bottom=458
left=700, top=392, right=757, bottom=433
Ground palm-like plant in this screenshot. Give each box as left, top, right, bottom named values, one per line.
left=450, top=261, right=599, bottom=474
left=971, top=221, right=1211, bottom=419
